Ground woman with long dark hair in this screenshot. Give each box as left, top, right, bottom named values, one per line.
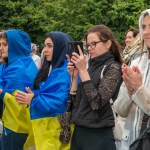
left=67, top=24, right=123, bottom=150
left=15, top=31, right=73, bottom=150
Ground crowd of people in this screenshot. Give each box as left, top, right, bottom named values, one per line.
left=0, top=8, right=149, bottom=150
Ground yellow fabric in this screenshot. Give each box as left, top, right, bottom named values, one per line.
left=24, top=115, right=36, bottom=150
left=24, top=126, right=35, bottom=150
left=23, top=119, right=42, bottom=150
left=2, top=92, right=30, bottom=133
left=29, top=117, right=74, bottom=150
left=2, top=92, right=74, bottom=150
left=0, top=119, right=2, bottom=125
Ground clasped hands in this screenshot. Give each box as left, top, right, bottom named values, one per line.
left=122, top=64, right=142, bottom=97
left=0, top=87, right=34, bottom=105
left=14, top=87, right=34, bottom=105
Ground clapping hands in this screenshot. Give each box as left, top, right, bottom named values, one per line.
left=122, top=64, right=142, bottom=97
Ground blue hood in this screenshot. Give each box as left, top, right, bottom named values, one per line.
left=30, top=32, right=73, bottom=119
left=0, top=29, right=38, bottom=96
left=6, top=29, right=31, bottom=64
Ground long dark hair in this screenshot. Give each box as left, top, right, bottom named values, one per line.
left=33, top=33, right=51, bottom=89
left=33, top=31, right=72, bottom=89
left=85, top=25, right=123, bottom=64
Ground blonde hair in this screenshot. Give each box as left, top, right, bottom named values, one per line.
left=139, top=9, right=150, bottom=52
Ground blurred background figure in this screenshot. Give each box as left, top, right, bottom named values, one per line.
left=31, top=43, right=40, bottom=56
left=122, top=27, right=141, bottom=64
left=31, top=43, right=41, bottom=69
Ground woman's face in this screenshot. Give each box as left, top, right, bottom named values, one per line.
left=86, top=33, right=111, bottom=59
left=42, top=37, right=53, bottom=61
left=125, top=31, right=135, bottom=47
left=142, top=15, right=150, bottom=48
left=0, top=38, right=8, bottom=58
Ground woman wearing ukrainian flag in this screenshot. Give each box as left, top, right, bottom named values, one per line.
left=15, top=31, right=73, bottom=150
left=0, top=29, right=39, bottom=150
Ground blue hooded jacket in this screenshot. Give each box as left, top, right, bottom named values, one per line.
left=30, top=31, right=73, bottom=120
left=0, top=29, right=38, bottom=98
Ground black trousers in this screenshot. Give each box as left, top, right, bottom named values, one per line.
left=71, top=125, right=116, bottom=150
left=1, top=132, right=28, bottom=150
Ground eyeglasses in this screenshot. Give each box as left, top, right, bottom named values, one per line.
left=85, top=41, right=102, bottom=50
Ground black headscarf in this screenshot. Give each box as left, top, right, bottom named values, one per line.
left=34, top=31, right=73, bottom=89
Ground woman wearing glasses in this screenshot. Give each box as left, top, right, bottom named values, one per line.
left=67, top=24, right=123, bottom=150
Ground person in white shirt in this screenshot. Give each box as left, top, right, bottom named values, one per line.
left=114, top=9, right=150, bottom=150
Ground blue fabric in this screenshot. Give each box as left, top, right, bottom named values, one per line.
left=0, top=29, right=39, bottom=134
left=30, top=60, right=70, bottom=119
left=0, top=29, right=38, bottom=95
left=6, top=29, right=31, bottom=65
left=0, top=64, right=5, bottom=90
left=30, top=31, right=73, bottom=120
left=0, top=57, right=38, bottom=93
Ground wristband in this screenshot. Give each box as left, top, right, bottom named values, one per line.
left=70, top=90, right=77, bottom=94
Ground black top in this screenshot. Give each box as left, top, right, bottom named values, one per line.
left=72, top=51, right=122, bottom=128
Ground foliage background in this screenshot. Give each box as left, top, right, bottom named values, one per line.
left=0, top=0, right=149, bottom=51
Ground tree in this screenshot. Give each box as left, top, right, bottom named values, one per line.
left=0, top=0, right=148, bottom=48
